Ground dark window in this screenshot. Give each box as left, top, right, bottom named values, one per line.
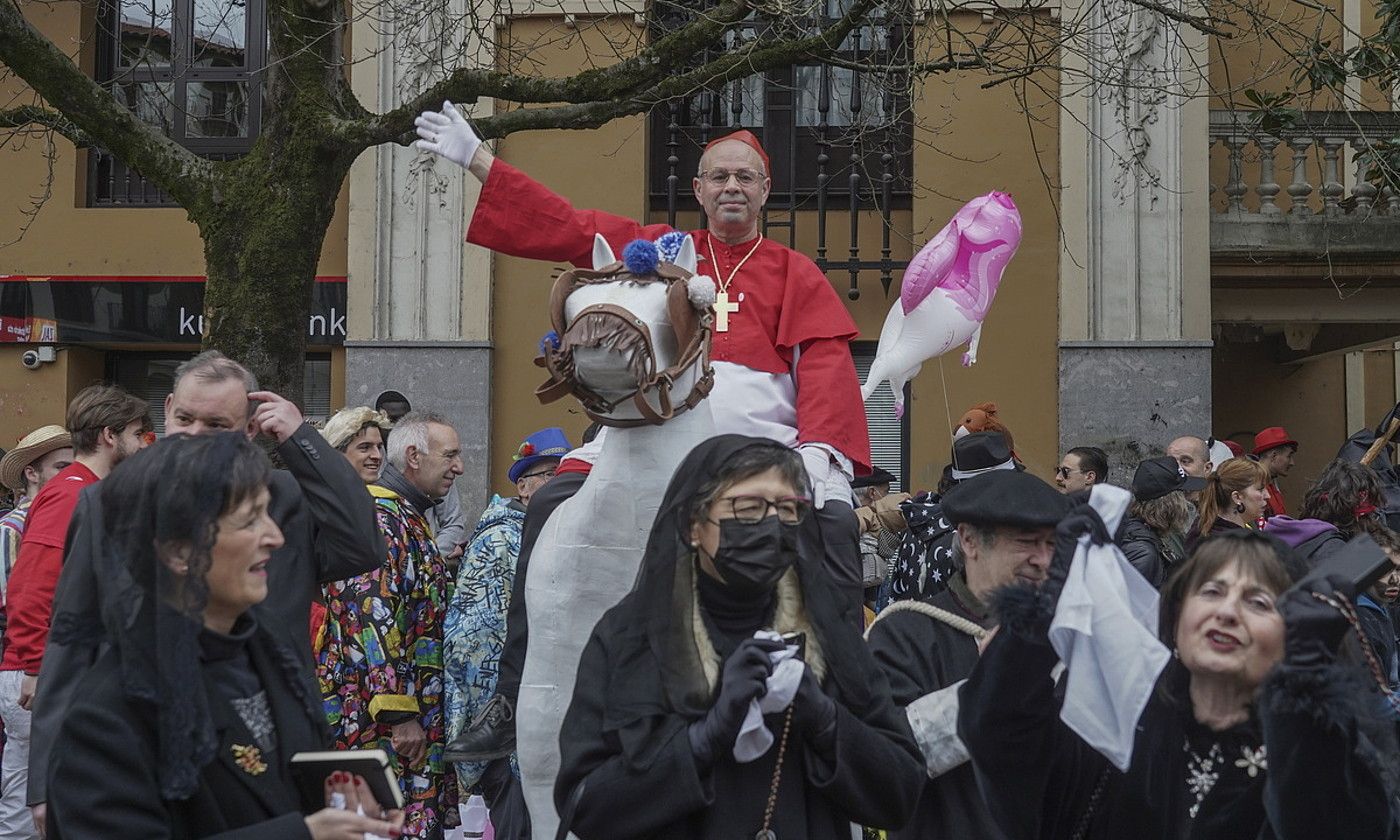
left=852, top=341, right=910, bottom=491
left=89, top=0, right=265, bottom=206
left=648, top=0, right=912, bottom=213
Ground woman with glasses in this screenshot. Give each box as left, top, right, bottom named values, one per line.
left=961, top=528, right=1400, bottom=839
left=553, top=435, right=922, bottom=839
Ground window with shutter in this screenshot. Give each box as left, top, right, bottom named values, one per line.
left=851, top=342, right=908, bottom=491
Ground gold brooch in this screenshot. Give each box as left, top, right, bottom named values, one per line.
left=232, top=743, right=268, bottom=776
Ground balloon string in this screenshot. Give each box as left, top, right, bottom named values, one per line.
left=937, top=354, right=957, bottom=474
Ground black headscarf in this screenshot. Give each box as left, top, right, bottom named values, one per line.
left=622, top=434, right=880, bottom=719
left=85, top=433, right=279, bottom=799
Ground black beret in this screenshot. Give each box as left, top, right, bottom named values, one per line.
left=852, top=467, right=896, bottom=489
left=941, top=469, right=1070, bottom=529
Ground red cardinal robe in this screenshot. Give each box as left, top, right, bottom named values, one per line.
left=468, top=159, right=872, bottom=475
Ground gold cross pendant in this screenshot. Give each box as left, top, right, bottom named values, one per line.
left=714, top=291, right=740, bottom=332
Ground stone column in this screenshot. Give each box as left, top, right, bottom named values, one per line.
left=345, top=2, right=495, bottom=512
left=1057, top=0, right=1213, bottom=483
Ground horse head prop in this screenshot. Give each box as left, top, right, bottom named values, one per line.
left=860, top=191, right=1022, bottom=418
left=535, top=231, right=717, bottom=427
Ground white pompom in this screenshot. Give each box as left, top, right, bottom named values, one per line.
left=687, top=274, right=717, bottom=310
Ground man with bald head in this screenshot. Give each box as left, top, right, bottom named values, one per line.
left=1166, top=435, right=1211, bottom=496
left=415, top=106, right=871, bottom=602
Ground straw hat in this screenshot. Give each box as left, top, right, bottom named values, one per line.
left=0, top=425, right=72, bottom=491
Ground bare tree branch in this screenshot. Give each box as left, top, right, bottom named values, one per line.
left=0, top=104, right=93, bottom=145
left=1122, top=0, right=1233, bottom=38
left=367, top=0, right=759, bottom=143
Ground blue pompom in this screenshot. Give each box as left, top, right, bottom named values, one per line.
left=538, top=330, right=560, bottom=354
left=656, top=230, right=687, bottom=264
left=622, top=239, right=660, bottom=276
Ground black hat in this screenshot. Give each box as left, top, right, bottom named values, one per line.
left=374, top=389, right=410, bottom=410
left=941, top=470, right=1070, bottom=529
left=852, top=467, right=896, bottom=489
left=950, top=431, right=1018, bottom=481
left=1132, top=456, right=1207, bottom=502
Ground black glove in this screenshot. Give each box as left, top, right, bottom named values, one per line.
left=790, top=665, right=837, bottom=756
left=1279, top=573, right=1353, bottom=669
left=687, top=637, right=782, bottom=766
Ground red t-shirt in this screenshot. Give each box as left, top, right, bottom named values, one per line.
left=1, top=462, right=99, bottom=673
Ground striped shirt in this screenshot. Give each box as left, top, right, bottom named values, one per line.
left=0, top=497, right=31, bottom=603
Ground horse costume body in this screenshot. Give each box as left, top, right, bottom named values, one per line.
left=518, top=234, right=718, bottom=839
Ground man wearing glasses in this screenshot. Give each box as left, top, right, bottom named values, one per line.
left=1055, top=446, right=1109, bottom=494
left=442, top=426, right=570, bottom=838
left=414, top=104, right=872, bottom=602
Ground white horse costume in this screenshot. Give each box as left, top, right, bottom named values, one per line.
left=518, top=233, right=718, bottom=839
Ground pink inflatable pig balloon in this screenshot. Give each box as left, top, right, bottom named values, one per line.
left=860, top=191, right=1022, bottom=418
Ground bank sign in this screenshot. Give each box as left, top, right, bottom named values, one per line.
left=0, top=275, right=346, bottom=345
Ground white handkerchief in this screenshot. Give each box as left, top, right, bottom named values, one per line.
left=733, top=630, right=804, bottom=763
left=1048, top=484, right=1171, bottom=771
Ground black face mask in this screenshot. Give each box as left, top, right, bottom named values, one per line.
left=709, top=515, right=798, bottom=596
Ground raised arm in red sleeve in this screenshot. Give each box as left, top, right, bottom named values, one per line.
left=467, top=159, right=674, bottom=267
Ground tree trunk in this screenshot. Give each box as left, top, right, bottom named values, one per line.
left=196, top=142, right=356, bottom=407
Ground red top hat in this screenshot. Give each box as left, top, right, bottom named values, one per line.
left=1252, top=426, right=1298, bottom=456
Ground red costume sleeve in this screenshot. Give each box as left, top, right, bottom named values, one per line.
left=795, top=337, right=872, bottom=475
left=467, top=159, right=674, bottom=267
left=778, top=254, right=871, bottom=475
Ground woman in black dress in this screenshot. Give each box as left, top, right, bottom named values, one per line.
left=961, top=525, right=1400, bottom=840
left=46, top=433, right=404, bottom=839
left=555, top=434, right=922, bottom=839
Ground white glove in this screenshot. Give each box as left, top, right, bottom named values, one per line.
left=799, top=445, right=834, bottom=508
left=413, top=101, right=483, bottom=170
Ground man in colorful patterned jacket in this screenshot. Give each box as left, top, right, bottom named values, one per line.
left=317, top=411, right=461, bottom=838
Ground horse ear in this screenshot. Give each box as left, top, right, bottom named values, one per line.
left=674, top=235, right=697, bottom=274
left=592, top=234, right=617, bottom=270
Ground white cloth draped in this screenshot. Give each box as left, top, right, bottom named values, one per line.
left=1047, top=483, right=1170, bottom=771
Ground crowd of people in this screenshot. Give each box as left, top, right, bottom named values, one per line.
left=0, top=116, right=1393, bottom=840
left=0, top=366, right=1397, bottom=839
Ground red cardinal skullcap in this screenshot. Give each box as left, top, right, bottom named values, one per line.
left=703, top=130, right=770, bottom=174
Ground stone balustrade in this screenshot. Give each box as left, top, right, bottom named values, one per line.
left=1209, top=109, right=1400, bottom=258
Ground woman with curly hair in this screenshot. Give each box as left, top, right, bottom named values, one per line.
left=1267, top=459, right=1389, bottom=567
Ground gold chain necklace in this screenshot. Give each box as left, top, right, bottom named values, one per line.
left=706, top=234, right=763, bottom=333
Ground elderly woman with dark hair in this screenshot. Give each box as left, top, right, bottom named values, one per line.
left=554, top=434, right=922, bottom=839
left=960, top=528, right=1400, bottom=839
left=1267, top=459, right=1388, bottom=566
left=45, top=433, right=403, bottom=839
